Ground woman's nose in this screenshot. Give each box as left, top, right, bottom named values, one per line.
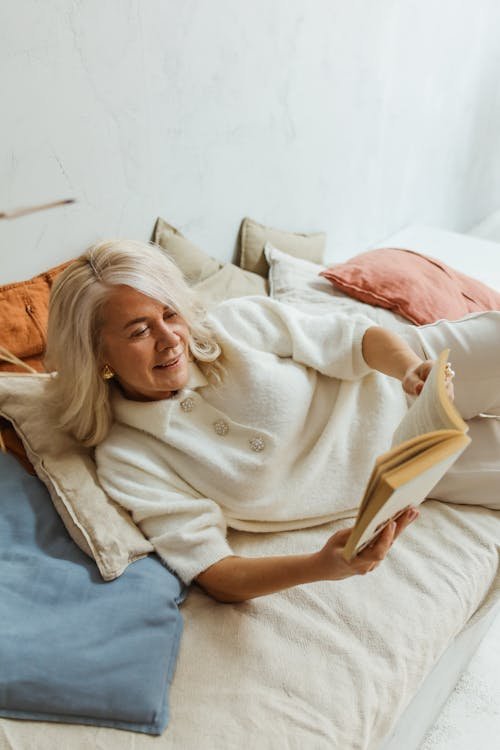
left=155, top=323, right=179, bottom=350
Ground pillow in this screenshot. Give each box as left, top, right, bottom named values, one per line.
left=0, top=373, right=153, bottom=581
left=0, top=449, right=185, bottom=735
left=265, top=241, right=332, bottom=299
left=0, top=258, right=72, bottom=373
left=319, top=248, right=500, bottom=325
left=193, top=262, right=267, bottom=308
left=239, top=216, right=326, bottom=278
left=151, top=215, right=267, bottom=304
left=265, top=242, right=411, bottom=332
left=0, top=418, right=36, bottom=475
left=151, top=216, right=222, bottom=283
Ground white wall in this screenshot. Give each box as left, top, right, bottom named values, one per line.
left=1, top=0, right=500, bottom=284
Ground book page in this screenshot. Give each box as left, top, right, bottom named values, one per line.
left=342, top=431, right=470, bottom=561
left=349, top=444, right=469, bottom=556
left=359, top=430, right=456, bottom=516
left=391, top=349, right=467, bottom=447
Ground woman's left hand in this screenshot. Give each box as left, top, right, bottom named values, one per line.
left=402, top=359, right=455, bottom=400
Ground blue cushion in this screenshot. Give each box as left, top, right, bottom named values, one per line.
left=0, top=450, right=188, bottom=735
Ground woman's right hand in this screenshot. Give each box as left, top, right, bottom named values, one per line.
left=315, top=507, right=419, bottom=580
left=196, top=508, right=420, bottom=603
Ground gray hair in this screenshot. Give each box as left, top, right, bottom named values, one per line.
left=44, top=239, right=223, bottom=447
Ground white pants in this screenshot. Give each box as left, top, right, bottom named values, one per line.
left=400, top=311, right=500, bottom=511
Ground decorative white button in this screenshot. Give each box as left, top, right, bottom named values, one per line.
left=180, top=397, right=195, bottom=412
left=213, top=419, right=229, bottom=436
left=249, top=436, right=265, bottom=452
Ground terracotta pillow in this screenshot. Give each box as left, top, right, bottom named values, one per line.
left=0, top=259, right=73, bottom=373
left=0, top=419, right=35, bottom=475
left=320, top=247, right=500, bottom=325
left=0, top=259, right=74, bottom=471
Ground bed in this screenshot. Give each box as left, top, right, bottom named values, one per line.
left=1, top=221, right=499, bottom=750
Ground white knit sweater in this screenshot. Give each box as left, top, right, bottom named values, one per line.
left=95, top=296, right=409, bottom=584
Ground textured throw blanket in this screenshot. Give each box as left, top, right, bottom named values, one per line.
left=2, top=497, right=499, bottom=749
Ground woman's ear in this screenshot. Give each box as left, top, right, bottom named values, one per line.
left=96, top=345, right=110, bottom=377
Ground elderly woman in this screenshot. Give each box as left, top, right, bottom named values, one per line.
left=45, top=240, right=500, bottom=603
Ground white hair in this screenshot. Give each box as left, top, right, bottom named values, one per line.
left=44, top=239, right=224, bottom=447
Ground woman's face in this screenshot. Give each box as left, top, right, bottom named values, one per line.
left=99, top=285, right=191, bottom=401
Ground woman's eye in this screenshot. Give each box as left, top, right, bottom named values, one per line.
left=131, top=327, right=148, bottom=338
left=164, top=310, right=177, bottom=319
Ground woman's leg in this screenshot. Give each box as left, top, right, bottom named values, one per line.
left=430, top=415, right=500, bottom=509
left=400, top=311, right=500, bottom=511
left=401, top=310, right=500, bottom=419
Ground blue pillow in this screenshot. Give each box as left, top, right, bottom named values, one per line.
left=0, top=450, right=188, bottom=735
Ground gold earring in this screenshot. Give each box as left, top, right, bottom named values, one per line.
left=102, top=364, right=115, bottom=380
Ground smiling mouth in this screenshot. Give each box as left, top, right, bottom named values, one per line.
left=154, top=353, right=183, bottom=369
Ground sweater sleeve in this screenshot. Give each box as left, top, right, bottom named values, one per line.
left=210, top=296, right=378, bottom=380
left=94, top=429, right=235, bottom=586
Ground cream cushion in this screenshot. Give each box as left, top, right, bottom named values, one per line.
left=193, top=263, right=267, bottom=308
left=265, top=241, right=410, bottom=331
left=265, top=240, right=332, bottom=299
left=0, top=373, right=153, bottom=581
left=151, top=216, right=222, bottom=283
left=151, top=215, right=267, bottom=304
left=240, top=216, right=326, bottom=277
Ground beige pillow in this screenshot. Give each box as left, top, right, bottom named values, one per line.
left=0, top=373, right=153, bottom=581
left=151, top=216, right=222, bottom=284
left=194, top=263, right=267, bottom=308
left=150, top=215, right=267, bottom=306
left=264, top=242, right=411, bottom=332
left=239, top=217, right=326, bottom=278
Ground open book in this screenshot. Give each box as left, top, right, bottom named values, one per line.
left=342, top=349, right=470, bottom=562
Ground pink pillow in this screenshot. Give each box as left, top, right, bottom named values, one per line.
left=319, top=247, right=500, bottom=325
